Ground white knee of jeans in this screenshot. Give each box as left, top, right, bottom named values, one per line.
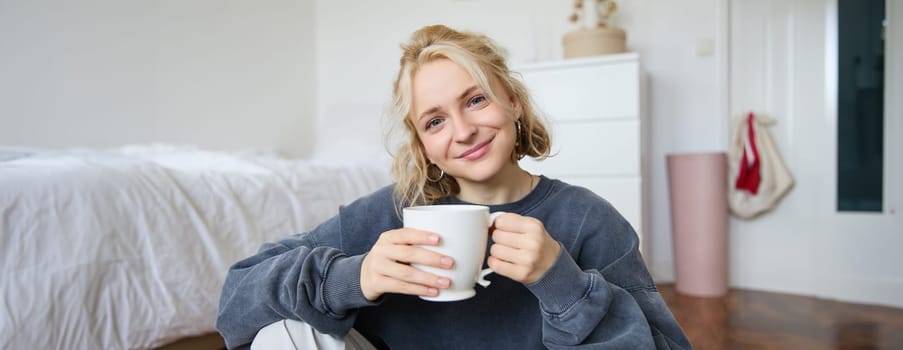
left=251, top=319, right=346, bottom=350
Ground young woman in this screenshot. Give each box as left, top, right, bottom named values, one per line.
left=216, top=25, right=690, bottom=350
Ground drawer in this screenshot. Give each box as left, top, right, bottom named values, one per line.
left=521, top=119, right=639, bottom=177
left=518, top=60, right=639, bottom=121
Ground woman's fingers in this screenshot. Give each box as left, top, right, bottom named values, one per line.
left=379, top=261, right=451, bottom=289
left=381, top=227, right=440, bottom=245
left=388, top=280, right=440, bottom=298
left=487, top=255, right=530, bottom=283
left=360, top=228, right=455, bottom=300
left=382, top=244, right=455, bottom=269
left=488, top=214, right=561, bottom=284
left=491, top=229, right=542, bottom=252
left=489, top=241, right=529, bottom=266
left=366, top=261, right=444, bottom=298
left=363, top=253, right=448, bottom=300
left=374, top=228, right=454, bottom=268
left=492, top=213, right=543, bottom=237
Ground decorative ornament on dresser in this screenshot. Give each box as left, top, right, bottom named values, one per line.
left=564, top=0, right=626, bottom=58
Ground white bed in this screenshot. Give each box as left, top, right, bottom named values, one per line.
left=0, top=144, right=393, bottom=349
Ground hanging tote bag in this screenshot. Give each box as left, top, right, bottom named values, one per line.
left=728, top=112, right=795, bottom=219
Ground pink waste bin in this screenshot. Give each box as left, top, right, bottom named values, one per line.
left=666, top=152, right=729, bottom=297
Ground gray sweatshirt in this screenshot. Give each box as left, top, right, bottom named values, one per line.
left=216, top=176, right=691, bottom=349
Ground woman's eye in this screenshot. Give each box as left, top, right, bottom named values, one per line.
left=426, top=118, right=443, bottom=130
left=468, top=95, right=487, bottom=107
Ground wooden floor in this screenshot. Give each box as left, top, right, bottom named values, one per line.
left=658, top=284, right=903, bottom=350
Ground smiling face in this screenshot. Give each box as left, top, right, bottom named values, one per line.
left=410, top=58, right=522, bottom=189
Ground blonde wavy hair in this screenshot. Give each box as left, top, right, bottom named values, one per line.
left=388, top=24, right=551, bottom=208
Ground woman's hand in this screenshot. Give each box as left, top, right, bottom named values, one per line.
left=360, top=228, right=455, bottom=301
left=487, top=213, right=561, bottom=285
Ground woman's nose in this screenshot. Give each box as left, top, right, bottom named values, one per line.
left=452, top=116, right=478, bottom=142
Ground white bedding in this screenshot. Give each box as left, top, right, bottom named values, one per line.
left=0, top=144, right=393, bottom=349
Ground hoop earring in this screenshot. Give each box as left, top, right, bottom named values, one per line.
left=426, top=164, right=445, bottom=182
left=515, top=119, right=523, bottom=147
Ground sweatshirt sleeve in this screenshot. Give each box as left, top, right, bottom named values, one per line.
left=214, top=212, right=379, bottom=349
left=526, top=198, right=691, bottom=349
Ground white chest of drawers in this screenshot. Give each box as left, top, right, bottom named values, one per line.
left=516, top=53, right=647, bottom=251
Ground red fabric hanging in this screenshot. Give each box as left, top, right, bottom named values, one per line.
left=735, top=112, right=761, bottom=194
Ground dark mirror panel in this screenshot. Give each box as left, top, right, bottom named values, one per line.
left=837, top=0, right=885, bottom=212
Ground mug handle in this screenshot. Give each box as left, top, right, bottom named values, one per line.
left=477, top=212, right=505, bottom=288
left=476, top=268, right=493, bottom=287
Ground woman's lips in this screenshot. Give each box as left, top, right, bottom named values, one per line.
left=457, top=139, right=492, bottom=160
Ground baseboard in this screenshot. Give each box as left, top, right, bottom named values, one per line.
left=814, top=276, right=903, bottom=309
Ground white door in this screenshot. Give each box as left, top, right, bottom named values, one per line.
left=728, top=0, right=902, bottom=307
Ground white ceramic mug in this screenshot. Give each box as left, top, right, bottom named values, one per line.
left=403, top=204, right=502, bottom=302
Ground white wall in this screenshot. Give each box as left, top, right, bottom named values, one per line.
left=613, top=0, right=727, bottom=283
left=0, top=0, right=316, bottom=157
